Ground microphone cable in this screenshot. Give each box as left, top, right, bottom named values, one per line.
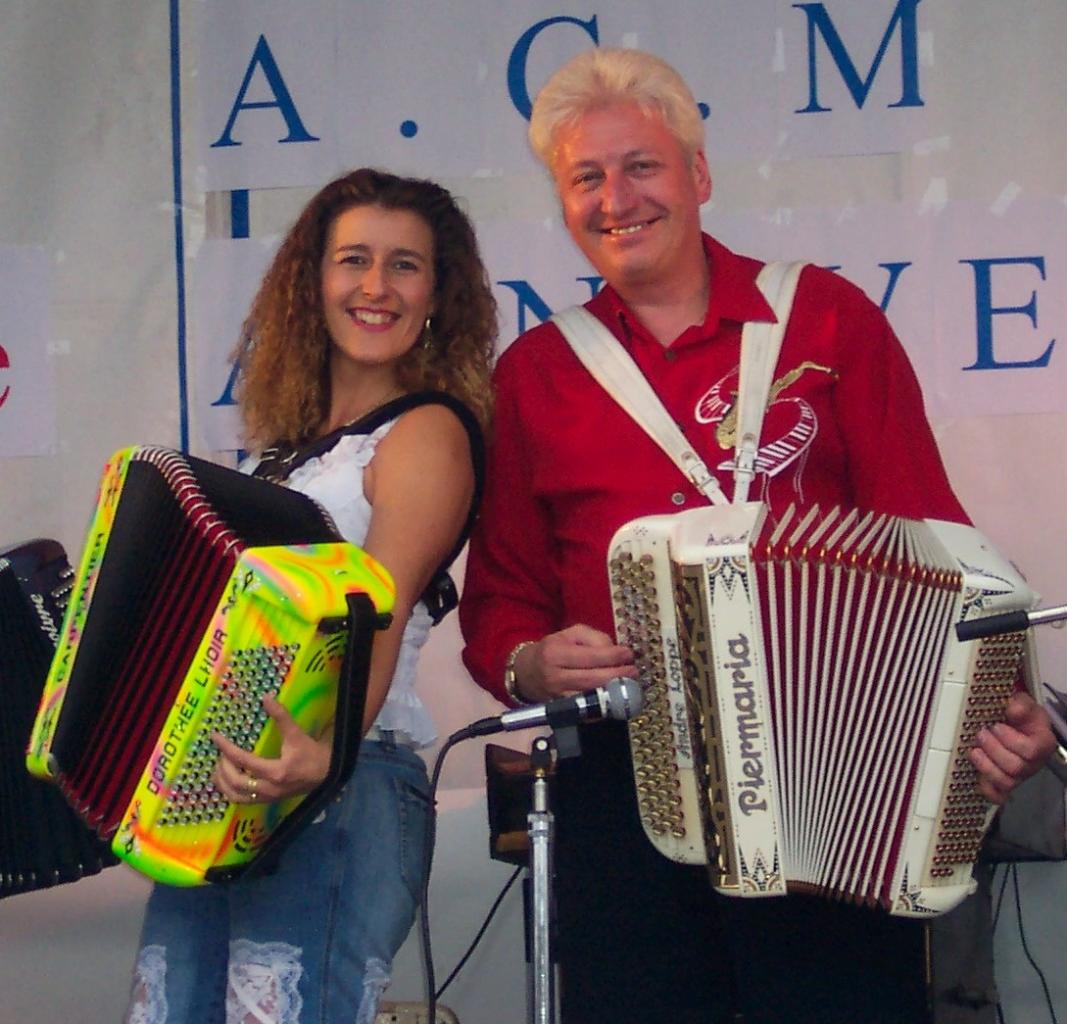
left=417, top=728, right=521, bottom=1024
left=435, top=865, right=522, bottom=1000
left=993, top=862, right=1060, bottom=1024
left=418, top=729, right=462, bottom=1024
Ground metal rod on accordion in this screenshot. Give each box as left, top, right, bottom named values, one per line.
left=955, top=603, right=1067, bottom=641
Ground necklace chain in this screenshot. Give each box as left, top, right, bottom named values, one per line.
left=337, top=388, right=404, bottom=430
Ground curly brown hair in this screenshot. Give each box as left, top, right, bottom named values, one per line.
left=235, top=168, right=497, bottom=449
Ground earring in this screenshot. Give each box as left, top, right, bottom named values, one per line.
left=421, top=316, right=434, bottom=351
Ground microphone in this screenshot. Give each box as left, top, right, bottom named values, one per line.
left=459, top=678, right=645, bottom=739
left=956, top=603, right=1067, bottom=642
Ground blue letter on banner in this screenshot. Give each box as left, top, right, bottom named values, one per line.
left=960, top=256, right=1055, bottom=371
left=211, top=35, right=320, bottom=148
left=497, top=280, right=553, bottom=335
left=507, top=15, right=599, bottom=120
left=211, top=359, right=240, bottom=408
left=794, top=0, right=923, bottom=113
left=497, top=277, right=605, bottom=336
left=877, top=261, right=912, bottom=312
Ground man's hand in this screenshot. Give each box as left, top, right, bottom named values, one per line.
left=970, top=691, right=1057, bottom=805
left=212, top=694, right=331, bottom=804
left=514, top=624, right=637, bottom=704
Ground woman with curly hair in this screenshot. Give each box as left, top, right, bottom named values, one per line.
left=125, top=168, right=496, bottom=1024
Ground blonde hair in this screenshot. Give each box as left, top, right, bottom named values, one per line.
left=529, top=47, right=705, bottom=168
left=235, top=168, right=497, bottom=449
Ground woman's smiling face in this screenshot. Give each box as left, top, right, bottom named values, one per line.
left=319, top=203, right=436, bottom=372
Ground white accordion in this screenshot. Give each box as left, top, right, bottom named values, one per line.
left=608, top=502, right=1037, bottom=917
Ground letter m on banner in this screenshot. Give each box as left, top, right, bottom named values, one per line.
left=794, top=0, right=924, bottom=113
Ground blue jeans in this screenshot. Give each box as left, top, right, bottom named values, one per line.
left=125, top=738, right=431, bottom=1024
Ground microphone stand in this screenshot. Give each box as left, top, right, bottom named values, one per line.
left=450, top=681, right=641, bottom=1023
left=526, top=725, right=581, bottom=1024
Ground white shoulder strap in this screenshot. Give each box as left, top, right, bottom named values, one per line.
left=550, top=259, right=806, bottom=506
left=731, top=260, right=806, bottom=503
left=550, top=305, right=728, bottom=504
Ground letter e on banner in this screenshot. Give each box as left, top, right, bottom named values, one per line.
left=0, top=245, right=58, bottom=456
left=961, top=256, right=1055, bottom=371
left=0, top=343, right=10, bottom=408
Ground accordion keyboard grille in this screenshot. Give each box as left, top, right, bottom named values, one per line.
left=610, top=551, right=685, bottom=838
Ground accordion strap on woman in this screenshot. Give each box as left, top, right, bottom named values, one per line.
left=251, top=390, right=485, bottom=626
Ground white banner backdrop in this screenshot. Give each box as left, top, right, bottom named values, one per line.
left=5, top=4, right=1067, bottom=1024
left=191, top=237, right=276, bottom=452
left=195, top=0, right=942, bottom=190
left=0, top=245, right=56, bottom=457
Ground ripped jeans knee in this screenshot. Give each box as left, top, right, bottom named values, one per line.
left=125, top=945, right=168, bottom=1024
left=226, top=939, right=304, bottom=1024
left=355, top=958, right=391, bottom=1024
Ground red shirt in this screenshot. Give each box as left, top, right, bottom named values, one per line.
left=460, top=235, right=967, bottom=703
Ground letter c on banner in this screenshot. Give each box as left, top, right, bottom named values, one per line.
left=0, top=343, right=10, bottom=408
left=506, top=15, right=599, bottom=120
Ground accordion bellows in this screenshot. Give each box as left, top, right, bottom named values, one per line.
left=609, top=502, right=1036, bottom=917
left=0, top=539, right=118, bottom=898
left=27, top=446, right=395, bottom=886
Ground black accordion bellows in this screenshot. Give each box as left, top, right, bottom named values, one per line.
left=0, top=539, right=118, bottom=898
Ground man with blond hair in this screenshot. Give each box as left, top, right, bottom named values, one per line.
left=460, top=47, right=1053, bottom=1024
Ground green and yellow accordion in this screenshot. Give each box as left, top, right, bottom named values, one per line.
left=27, top=446, right=394, bottom=886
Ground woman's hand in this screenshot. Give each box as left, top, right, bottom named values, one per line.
left=212, top=694, right=332, bottom=804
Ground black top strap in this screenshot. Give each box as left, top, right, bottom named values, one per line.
left=252, top=391, right=485, bottom=625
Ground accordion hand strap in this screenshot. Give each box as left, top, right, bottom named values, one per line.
left=550, top=260, right=806, bottom=505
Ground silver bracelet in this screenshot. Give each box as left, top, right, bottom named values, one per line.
left=504, top=640, right=537, bottom=706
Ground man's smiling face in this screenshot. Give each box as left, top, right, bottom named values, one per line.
left=551, top=101, right=711, bottom=292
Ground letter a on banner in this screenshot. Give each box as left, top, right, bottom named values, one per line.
left=211, top=35, right=320, bottom=148
left=195, top=1, right=336, bottom=189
